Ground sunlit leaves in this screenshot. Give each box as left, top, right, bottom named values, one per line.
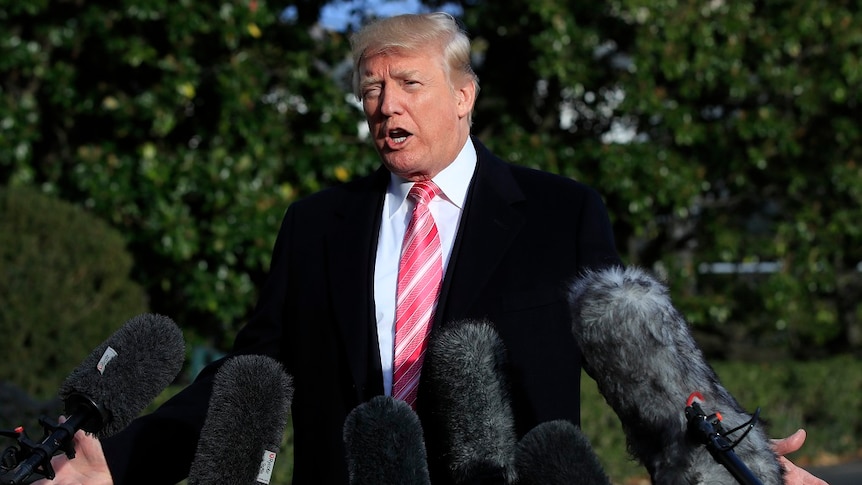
left=0, top=0, right=372, bottom=346
left=457, top=0, right=861, bottom=355
left=591, top=0, right=861, bottom=353
left=4, top=0, right=860, bottom=355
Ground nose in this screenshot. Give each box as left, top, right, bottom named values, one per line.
left=379, top=86, right=404, bottom=117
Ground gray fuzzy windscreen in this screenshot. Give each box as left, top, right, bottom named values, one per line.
left=188, top=354, right=293, bottom=485
left=514, top=420, right=610, bottom=485
left=343, top=395, right=431, bottom=485
left=58, top=313, right=185, bottom=438
left=569, top=266, right=784, bottom=485
left=423, top=319, right=518, bottom=484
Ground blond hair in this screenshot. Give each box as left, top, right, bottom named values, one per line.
left=350, top=12, right=480, bottom=100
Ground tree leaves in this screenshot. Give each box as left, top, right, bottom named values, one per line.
left=1, top=0, right=372, bottom=346
left=3, top=0, right=859, bottom=355
left=456, top=0, right=862, bottom=356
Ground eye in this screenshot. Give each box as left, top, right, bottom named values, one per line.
left=362, top=85, right=381, bottom=100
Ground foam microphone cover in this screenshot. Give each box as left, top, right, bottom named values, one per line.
left=514, top=420, right=610, bottom=485
left=423, top=319, right=517, bottom=484
left=343, top=395, right=431, bottom=485
left=58, top=313, right=186, bottom=438
left=188, top=354, right=293, bottom=485
left=568, top=266, right=784, bottom=484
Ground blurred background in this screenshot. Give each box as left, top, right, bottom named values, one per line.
left=1, top=0, right=860, bottom=483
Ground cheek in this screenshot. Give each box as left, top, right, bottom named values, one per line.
left=363, top=108, right=382, bottom=132
left=362, top=104, right=375, bottom=119
left=362, top=97, right=381, bottom=117
left=426, top=103, right=460, bottom=130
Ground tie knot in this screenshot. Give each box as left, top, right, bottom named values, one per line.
left=408, top=181, right=440, bottom=206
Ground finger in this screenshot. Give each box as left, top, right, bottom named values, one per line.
left=772, top=429, right=806, bottom=456
left=778, top=456, right=830, bottom=485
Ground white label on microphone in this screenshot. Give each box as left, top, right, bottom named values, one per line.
left=256, top=449, right=277, bottom=484
left=96, top=346, right=118, bottom=375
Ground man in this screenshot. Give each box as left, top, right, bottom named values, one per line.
left=39, top=12, right=825, bottom=485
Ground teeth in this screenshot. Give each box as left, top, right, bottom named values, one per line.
left=388, top=129, right=410, bottom=144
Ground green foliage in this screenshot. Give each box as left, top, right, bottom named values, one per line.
left=717, top=356, right=862, bottom=460
left=0, top=381, right=62, bottom=431
left=603, top=0, right=861, bottom=357
left=5, top=0, right=859, bottom=356
left=623, top=0, right=860, bottom=355
left=1, top=0, right=378, bottom=345
left=0, top=186, right=148, bottom=400
left=450, top=0, right=862, bottom=357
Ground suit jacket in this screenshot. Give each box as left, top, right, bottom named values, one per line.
left=102, top=137, right=621, bottom=484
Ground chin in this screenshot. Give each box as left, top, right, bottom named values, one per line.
left=381, top=155, right=420, bottom=177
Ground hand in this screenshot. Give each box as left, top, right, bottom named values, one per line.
left=772, top=429, right=829, bottom=485
left=31, top=417, right=113, bottom=485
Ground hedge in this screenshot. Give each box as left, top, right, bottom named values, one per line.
left=0, top=186, right=149, bottom=400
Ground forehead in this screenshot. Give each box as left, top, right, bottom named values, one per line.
left=360, top=48, right=445, bottom=78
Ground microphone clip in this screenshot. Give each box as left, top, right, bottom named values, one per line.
left=684, top=392, right=764, bottom=485
left=0, top=415, right=84, bottom=484
left=0, top=421, right=55, bottom=483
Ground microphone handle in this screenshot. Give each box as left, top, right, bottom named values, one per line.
left=704, top=435, right=764, bottom=485
left=0, top=407, right=92, bottom=484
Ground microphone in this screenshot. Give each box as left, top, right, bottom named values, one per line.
left=514, top=420, right=611, bottom=485
left=422, top=319, right=517, bottom=484
left=188, top=354, right=293, bottom=485
left=343, top=395, right=431, bottom=485
left=568, top=266, right=784, bottom=485
left=0, top=313, right=185, bottom=484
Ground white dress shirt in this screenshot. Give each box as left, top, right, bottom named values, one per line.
left=374, top=137, right=477, bottom=395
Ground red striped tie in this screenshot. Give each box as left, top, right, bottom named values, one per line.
left=392, top=181, right=443, bottom=408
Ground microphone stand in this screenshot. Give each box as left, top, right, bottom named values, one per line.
left=685, top=398, right=764, bottom=485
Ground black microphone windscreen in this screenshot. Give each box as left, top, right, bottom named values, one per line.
left=343, top=395, right=431, bottom=485
left=57, top=313, right=185, bottom=438
left=423, top=319, right=517, bottom=484
left=569, top=266, right=783, bottom=484
left=188, top=354, right=293, bottom=485
left=514, top=420, right=610, bottom=485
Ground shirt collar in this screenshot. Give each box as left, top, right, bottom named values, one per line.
left=387, top=137, right=477, bottom=216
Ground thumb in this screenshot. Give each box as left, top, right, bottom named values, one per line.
left=771, top=429, right=806, bottom=456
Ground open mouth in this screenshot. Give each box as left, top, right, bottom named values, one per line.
left=387, top=128, right=412, bottom=146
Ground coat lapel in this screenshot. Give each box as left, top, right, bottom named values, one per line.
left=327, top=167, right=388, bottom=400
left=437, top=138, right=526, bottom=325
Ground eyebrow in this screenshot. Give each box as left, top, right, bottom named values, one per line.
left=361, top=67, right=424, bottom=88
left=391, top=68, right=422, bottom=80
left=359, top=76, right=382, bottom=91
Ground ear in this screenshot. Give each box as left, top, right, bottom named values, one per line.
left=455, top=78, right=477, bottom=119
